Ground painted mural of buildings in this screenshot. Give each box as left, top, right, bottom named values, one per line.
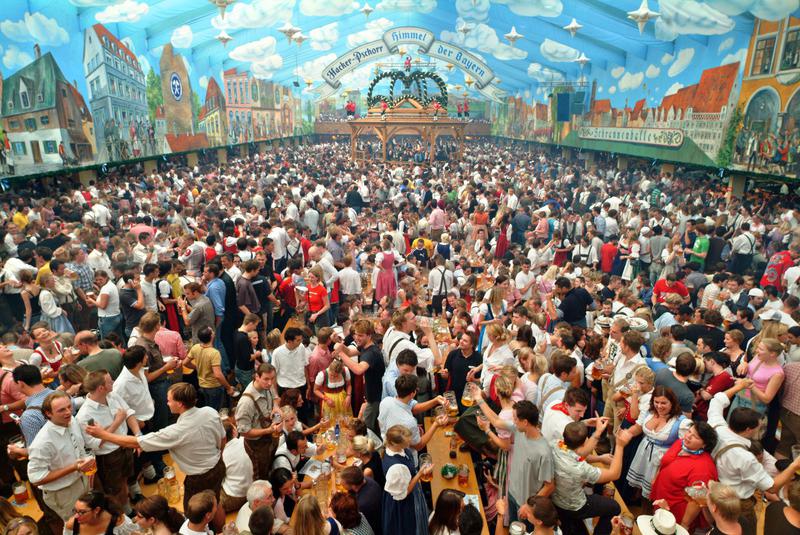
left=1, top=46, right=95, bottom=167
left=733, top=15, right=800, bottom=176
left=83, top=23, right=149, bottom=161
left=198, top=76, right=227, bottom=147
left=222, top=69, right=299, bottom=143
left=223, top=68, right=252, bottom=143
left=571, top=62, right=741, bottom=165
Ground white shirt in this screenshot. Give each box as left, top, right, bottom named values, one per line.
left=542, top=406, right=574, bottom=444
left=221, top=437, right=253, bottom=498
left=91, top=204, right=112, bottom=227
left=338, top=266, right=361, bottom=296
left=178, top=520, right=213, bottom=535
left=139, top=277, right=158, bottom=312
left=139, top=406, right=224, bottom=476
left=537, top=373, right=568, bottom=411
left=708, top=393, right=773, bottom=498
left=3, top=258, right=37, bottom=294
left=268, top=227, right=289, bottom=260
left=97, top=280, right=120, bottom=317
left=113, top=367, right=154, bottom=421
left=515, top=270, right=536, bottom=300
left=132, top=244, right=153, bottom=266
left=427, top=266, right=454, bottom=296
left=87, top=250, right=111, bottom=273
left=481, top=343, right=515, bottom=390
left=381, top=326, right=434, bottom=369
left=272, top=344, right=310, bottom=388
left=225, top=266, right=242, bottom=285
left=76, top=393, right=135, bottom=455
left=27, top=418, right=88, bottom=491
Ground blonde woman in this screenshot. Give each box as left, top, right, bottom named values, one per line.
left=293, top=495, right=333, bottom=535
left=349, top=435, right=383, bottom=486
left=382, top=425, right=431, bottom=535
left=474, top=374, right=515, bottom=497
left=476, top=274, right=509, bottom=351
left=660, top=235, right=684, bottom=278
left=536, top=265, right=559, bottom=303
left=518, top=348, right=548, bottom=403
left=468, top=322, right=514, bottom=391
left=731, top=338, right=785, bottom=447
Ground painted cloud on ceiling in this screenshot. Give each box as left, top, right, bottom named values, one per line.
left=705, top=0, right=800, bottom=20
left=540, top=38, right=580, bottom=62
left=655, top=0, right=735, bottom=41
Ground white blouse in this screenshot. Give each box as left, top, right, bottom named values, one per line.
left=39, top=289, right=63, bottom=319
left=481, top=343, right=515, bottom=390
left=383, top=448, right=413, bottom=501
left=636, top=411, right=691, bottom=443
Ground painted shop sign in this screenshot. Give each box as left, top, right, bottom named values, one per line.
left=577, top=126, right=684, bottom=148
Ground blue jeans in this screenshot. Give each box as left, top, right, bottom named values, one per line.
left=98, top=314, right=123, bottom=340
left=201, top=386, right=225, bottom=410
left=214, top=323, right=230, bottom=374
left=234, top=367, right=253, bottom=390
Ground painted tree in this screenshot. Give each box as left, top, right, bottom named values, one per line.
left=717, top=105, right=744, bottom=169
left=146, top=68, right=163, bottom=122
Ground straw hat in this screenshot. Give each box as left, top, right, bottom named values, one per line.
left=636, top=510, right=689, bottom=535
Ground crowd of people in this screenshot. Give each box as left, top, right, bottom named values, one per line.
left=0, top=140, right=798, bottom=535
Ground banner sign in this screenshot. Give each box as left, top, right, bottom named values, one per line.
left=577, top=126, right=684, bottom=148
left=316, top=26, right=504, bottom=102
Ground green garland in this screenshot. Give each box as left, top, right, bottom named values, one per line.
left=367, top=69, right=448, bottom=108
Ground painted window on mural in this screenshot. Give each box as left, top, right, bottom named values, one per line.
left=752, top=36, right=776, bottom=75
left=781, top=29, right=800, bottom=70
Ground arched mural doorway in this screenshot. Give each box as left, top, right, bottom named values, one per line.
left=744, top=88, right=780, bottom=134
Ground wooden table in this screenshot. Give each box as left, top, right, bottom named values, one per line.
left=424, top=417, right=491, bottom=535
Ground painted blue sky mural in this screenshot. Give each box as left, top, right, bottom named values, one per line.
left=0, top=0, right=798, bottom=177
left=1, top=0, right=797, bottom=108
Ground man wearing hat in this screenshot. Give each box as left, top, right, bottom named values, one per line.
left=636, top=509, right=688, bottom=535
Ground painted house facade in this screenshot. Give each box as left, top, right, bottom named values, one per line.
left=83, top=24, right=148, bottom=158
left=1, top=47, right=94, bottom=167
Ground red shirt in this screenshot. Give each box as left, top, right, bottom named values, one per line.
left=278, top=277, right=297, bottom=308
left=761, top=250, right=794, bottom=292
left=300, top=237, right=312, bottom=263
left=652, top=279, right=689, bottom=303
left=693, top=371, right=734, bottom=420
left=600, top=243, right=618, bottom=273
left=650, top=441, right=717, bottom=532
left=307, top=284, right=327, bottom=312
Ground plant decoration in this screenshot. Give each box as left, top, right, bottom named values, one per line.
left=367, top=69, right=448, bottom=108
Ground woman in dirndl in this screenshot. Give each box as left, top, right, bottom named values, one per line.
left=382, top=425, right=431, bottom=535
left=624, top=386, right=691, bottom=500
left=621, top=229, right=641, bottom=282
left=313, top=358, right=352, bottom=422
